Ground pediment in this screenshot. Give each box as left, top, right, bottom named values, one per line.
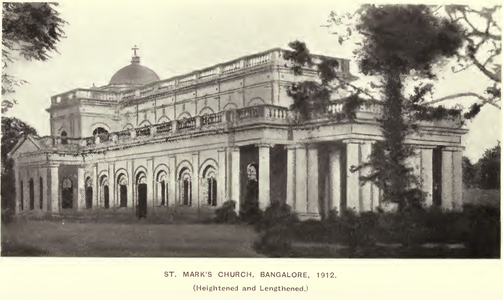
left=7, top=135, right=42, bottom=158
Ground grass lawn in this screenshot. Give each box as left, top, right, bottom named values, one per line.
left=1, top=220, right=263, bottom=257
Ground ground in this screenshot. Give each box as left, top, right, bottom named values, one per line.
left=1, top=221, right=262, bottom=257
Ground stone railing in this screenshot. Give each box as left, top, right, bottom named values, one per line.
left=39, top=101, right=387, bottom=152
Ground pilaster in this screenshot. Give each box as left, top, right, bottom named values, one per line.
left=441, top=149, right=453, bottom=210
left=230, top=147, right=241, bottom=213
left=92, top=164, right=98, bottom=207
left=451, top=148, right=463, bottom=211
left=360, top=142, right=373, bottom=211
left=285, top=145, right=296, bottom=210
left=49, top=165, right=60, bottom=213
left=147, top=158, right=154, bottom=212
left=307, top=145, right=319, bottom=218
left=419, top=146, right=434, bottom=207
left=169, top=156, right=177, bottom=207
left=217, top=148, right=227, bottom=206
left=257, top=143, right=271, bottom=210
left=109, top=162, right=116, bottom=208
left=329, top=146, right=341, bottom=213
left=14, top=162, right=21, bottom=214
left=77, top=166, right=85, bottom=210
left=192, top=152, right=200, bottom=207
left=345, top=141, right=360, bottom=212
left=295, top=145, right=307, bottom=216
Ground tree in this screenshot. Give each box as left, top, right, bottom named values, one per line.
left=476, top=142, right=500, bottom=190
left=1, top=116, right=38, bottom=212
left=2, top=2, right=67, bottom=113
left=285, top=5, right=472, bottom=212
left=325, top=5, right=501, bottom=110
left=462, top=156, right=478, bottom=188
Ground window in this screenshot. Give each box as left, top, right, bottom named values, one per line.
left=61, top=131, right=68, bottom=145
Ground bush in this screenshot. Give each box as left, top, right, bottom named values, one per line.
left=239, top=199, right=262, bottom=225
left=254, top=201, right=299, bottom=233
left=253, top=225, right=293, bottom=257
left=214, top=200, right=238, bottom=224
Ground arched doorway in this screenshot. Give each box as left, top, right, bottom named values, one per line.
left=179, top=167, right=192, bottom=206
left=156, top=171, right=168, bottom=206
left=100, top=175, right=109, bottom=209
left=202, top=166, right=217, bottom=207
left=85, top=177, right=93, bottom=209
left=29, top=178, right=35, bottom=210
left=136, top=172, right=147, bottom=218
left=117, top=174, right=128, bottom=208
left=62, top=178, right=73, bottom=209
left=241, top=163, right=259, bottom=222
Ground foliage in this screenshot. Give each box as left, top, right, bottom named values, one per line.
left=239, top=187, right=263, bottom=225
left=255, top=204, right=500, bottom=258
left=476, top=142, right=501, bottom=190
left=2, top=2, right=68, bottom=113
left=254, top=201, right=299, bottom=233
left=1, top=117, right=38, bottom=213
left=214, top=200, right=238, bottom=224
left=462, top=143, right=501, bottom=190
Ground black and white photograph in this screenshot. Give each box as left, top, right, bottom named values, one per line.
left=1, top=0, right=501, bottom=276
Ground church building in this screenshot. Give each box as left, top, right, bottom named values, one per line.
left=8, top=47, right=466, bottom=219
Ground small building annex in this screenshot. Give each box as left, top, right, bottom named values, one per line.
left=8, top=47, right=466, bottom=219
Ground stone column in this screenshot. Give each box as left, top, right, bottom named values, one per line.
left=48, top=165, right=59, bottom=213
left=77, top=166, right=85, bottom=211
left=230, top=147, right=241, bottom=213
left=345, top=142, right=360, bottom=212
left=109, top=162, right=116, bottom=208
left=217, top=148, right=227, bottom=206
left=147, top=158, right=154, bottom=211
left=92, top=164, right=98, bottom=208
left=169, top=156, right=177, bottom=207
left=329, top=146, right=341, bottom=213
left=14, top=162, right=21, bottom=214
left=307, top=145, right=319, bottom=218
left=285, top=145, right=296, bottom=210
left=360, top=143, right=373, bottom=211
left=420, top=147, right=434, bottom=207
left=295, top=145, right=308, bottom=217
left=192, top=152, right=200, bottom=207
left=452, top=148, right=463, bottom=211
left=39, top=168, right=48, bottom=212
left=441, top=149, right=453, bottom=210
left=258, top=144, right=271, bottom=210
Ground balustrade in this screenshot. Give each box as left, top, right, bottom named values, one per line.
left=177, top=117, right=196, bottom=131
left=201, top=112, right=223, bottom=126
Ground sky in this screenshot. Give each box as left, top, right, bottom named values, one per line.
left=4, top=0, right=501, bottom=162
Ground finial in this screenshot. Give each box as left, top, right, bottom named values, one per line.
left=131, top=45, right=140, bottom=64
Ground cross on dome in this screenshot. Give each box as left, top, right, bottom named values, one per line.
left=132, top=45, right=139, bottom=57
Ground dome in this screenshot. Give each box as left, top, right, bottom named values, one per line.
left=108, top=49, right=160, bottom=86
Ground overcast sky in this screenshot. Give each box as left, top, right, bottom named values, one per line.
left=4, top=0, right=501, bottom=162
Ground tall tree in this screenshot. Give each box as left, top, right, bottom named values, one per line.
left=476, top=142, right=501, bottom=190
left=1, top=116, right=38, bottom=212
left=2, top=2, right=68, bottom=113
left=285, top=5, right=472, bottom=212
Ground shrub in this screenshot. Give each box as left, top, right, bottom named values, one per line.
left=214, top=200, right=238, bottom=224
left=253, top=225, right=293, bottom=257
left=254, top=201, right=299, bottom=233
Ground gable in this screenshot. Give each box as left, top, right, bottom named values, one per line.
left=7, top=136, right=41, bottom=158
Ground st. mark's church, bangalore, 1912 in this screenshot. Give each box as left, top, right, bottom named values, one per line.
left=8, top=47, right=466, bottom=219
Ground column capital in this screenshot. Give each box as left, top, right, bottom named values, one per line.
left=217, top=147, right=227, bottom=152
left=229, top=146, right=240, bottom=152
left=192, top=151, right=200, bottom=156
left=284, top=144, right=296, bottom=150
left=306, top=144, right=319, bottom=150
left=414, top=144, right=437, bottom=150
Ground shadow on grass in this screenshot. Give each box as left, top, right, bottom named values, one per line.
left=2, top=241, right=50, bottom=256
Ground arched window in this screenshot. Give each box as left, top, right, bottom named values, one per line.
left=136, top=172, right=147, bottom=219
left=100, top=175, right=109, bottom=209
left=179, top=167, right=192, bottom=206
left=20, top=180, right=24, bottom=211
left=29, top=178, right=35, bottom=210
left=61, top=131, right=68, bottom=145
left=85, top=177, right=93, bottom=209
left=202, top=166, right=217, bottom=207
left=117, top=174, right=128, bottom=208
left=93, top=127, right=109, bottom=142
left=62, top=178, right=73, bottom=209
left=39, top=177, right=43, bottom=210
left=156, top=171, right=168, bottom=206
